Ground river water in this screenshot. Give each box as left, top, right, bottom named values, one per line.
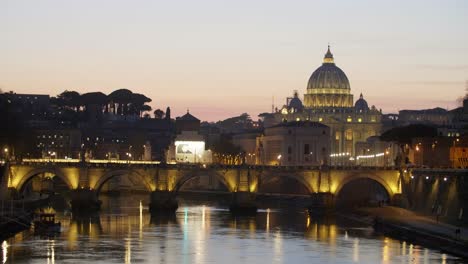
left=1, top=195, right=463, bottom=263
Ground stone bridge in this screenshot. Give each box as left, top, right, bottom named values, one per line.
left=1, top=161, right=405, bottom=214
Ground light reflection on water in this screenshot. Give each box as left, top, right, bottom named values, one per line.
left=2, top=196, right=463, bottom=264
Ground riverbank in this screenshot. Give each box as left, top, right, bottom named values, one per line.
left=0, top=209, right=31, bottom=241
left=340, top=206, right=468, bottom=259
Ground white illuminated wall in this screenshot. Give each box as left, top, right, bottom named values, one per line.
left=173, top=141, right=212, bottom=163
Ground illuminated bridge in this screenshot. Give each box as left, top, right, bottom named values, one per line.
left=0, top=159, right=411, bottom=213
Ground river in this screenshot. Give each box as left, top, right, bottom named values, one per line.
left=1, top=194, right=463, bottom=263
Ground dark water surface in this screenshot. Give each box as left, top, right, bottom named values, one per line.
left=1, top=195, right=463, bottom=263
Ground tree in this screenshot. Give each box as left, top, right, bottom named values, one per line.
left=216, top=113, right=253, bottom=132
left=212, top=135, right=243, bottom=165
left=165, top=107, right=171, bottom=120
left=108, top=88, right=133, bottom=115
left=140, top=104, right=152, bottom=116
left=154, top=109, right=165, bottom=119
left=57, top=90, right=81, bottom=111
left=380, top=124, right=438, bottom=144
left=130, top=93, right=152, bottom=116
left=80, top=92, right=108, bottom=122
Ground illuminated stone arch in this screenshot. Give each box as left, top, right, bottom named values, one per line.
left=259, top=172, right=315, bottom=194
left=173, top=170, right=233, bottom=193
left=16, top=167, right=74, bottom=192
left=93, top=169, right=154, bottom=194
left=334, top=174, right=395, bottom=199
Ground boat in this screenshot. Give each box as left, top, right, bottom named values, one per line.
left=33, top=213, right=61, bottom=234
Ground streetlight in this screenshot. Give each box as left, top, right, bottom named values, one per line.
left=3, top=147, right=9, bottom=161
left=277, top=154, right=282, bottom=166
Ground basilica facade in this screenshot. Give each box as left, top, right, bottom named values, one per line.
left=261, top=46, right=382, bottom=156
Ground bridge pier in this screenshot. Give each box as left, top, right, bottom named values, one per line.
left=149, top=190, right=178, bottom=214
left=70, top=189, right=101, bottom=213
left=391, top=193, right=409, bottom=208
left=229, top=191, right=257, bottom=215
left=308, top=192, right=335, bottom=215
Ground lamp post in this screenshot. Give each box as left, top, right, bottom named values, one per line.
left=384, top=149, right=389, bottom=168
left=277, top=154, right=282, bottom=166
left=3, top=147, right=8, bottom=161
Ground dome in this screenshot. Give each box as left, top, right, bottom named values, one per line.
left=355, top=93, right=369, bottom=112
left=288, top=91, right=303, bottom=111
left=307, top=46, right=350, bottom=90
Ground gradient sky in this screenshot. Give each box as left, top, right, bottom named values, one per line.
left=1, top=0, right=468, bottom=121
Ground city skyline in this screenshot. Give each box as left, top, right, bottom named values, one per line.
left=2, top=0, right=468, bottom=121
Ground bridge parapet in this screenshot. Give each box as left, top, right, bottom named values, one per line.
left=411, top=168, right=468, bottom=177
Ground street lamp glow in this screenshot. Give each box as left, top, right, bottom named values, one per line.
left=3, top=148, right=8, bottom=153
left=277, top=154, right=282, bottom=160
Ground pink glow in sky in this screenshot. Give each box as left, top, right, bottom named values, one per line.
left=1, top=0, right=467, bottom=121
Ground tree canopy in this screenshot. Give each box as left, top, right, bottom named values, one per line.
left=380, top=124, right=438, bottom=144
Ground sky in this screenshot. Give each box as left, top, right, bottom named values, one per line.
left=1, top=0, right=468, bottom=121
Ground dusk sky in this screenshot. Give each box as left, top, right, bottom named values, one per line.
left=1, top=0, right=467, bottom=121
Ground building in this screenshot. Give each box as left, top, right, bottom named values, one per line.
left=261, top=46, right=382, bottom=156
left=232, top=131, right=260, bottom=165
left=410, top=137, right=455, bottom=168
left=167, top=111, right=212, bottom=163
left=354, top=136, right=398, bottom=167
left=256, top=121, right=330, bottom=166
left=398, top=108, right=450, bottom=126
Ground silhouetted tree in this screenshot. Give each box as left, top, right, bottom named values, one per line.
left=108, top=88, right=132, bottom=115
left=380, top=124, right=438, bottom=144
left=58, top=90, right=81, bottom=111
left=165, top=107, right=171, bottom=120
left=154, top=109, right=164, bottom=119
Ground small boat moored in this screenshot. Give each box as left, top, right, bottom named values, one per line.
left=33, top=213, right=61, bottom=234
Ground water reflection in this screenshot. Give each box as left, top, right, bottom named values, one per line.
left=2, top=241, right=7, bottom=264
left=2, top=196, right=463, bottom=264
left=46, top=239, right=55, bottom=264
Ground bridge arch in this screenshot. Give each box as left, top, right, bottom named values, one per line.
left=334, top=174, right=394, bottom=207
left=259, top=172, right=315, bottom=194
left=173, top=170, right=233, bottom=193
left=16, top=167, right=74, bottom=192
left=93, top=169, right=154, bottom=194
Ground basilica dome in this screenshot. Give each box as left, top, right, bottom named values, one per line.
left=288, top=91, right=303, bottom=111
left=303, top=46, right=354, bottom=109
left=354, top=93, right=369, bottom=112
left=307, top=46, right=350, bottom=91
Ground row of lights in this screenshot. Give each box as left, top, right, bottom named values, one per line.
left=356, top=152, right=385, bottom=160
left=330, top=152, right=350, bottom=157
left=410, top=175, right=448, bottom=182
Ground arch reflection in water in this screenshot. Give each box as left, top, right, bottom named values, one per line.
left=4, top=200, right=462, bottom=263
left=2, top=241, right=7, bottom=264
left=46, top=239, right=55, bottom=264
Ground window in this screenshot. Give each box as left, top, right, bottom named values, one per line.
left=347, top=116, right=352, bottom=122
left=335, top=131, right=340, bottom=140
left=319, top=117, right=323, bottom=122
left=304, top=144, right=310, bottom=155
left=358, top=118, right=362, bottom=123
left=345, top=129, right=353, bottom=141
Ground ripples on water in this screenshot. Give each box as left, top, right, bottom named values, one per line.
left=1, top=195, right=463, bottom=264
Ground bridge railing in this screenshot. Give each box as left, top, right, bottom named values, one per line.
left=8, top=159, right=405, bottom=171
